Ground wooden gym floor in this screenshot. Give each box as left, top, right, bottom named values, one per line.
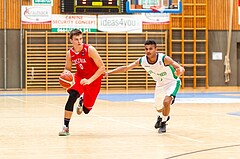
left=0, top=87, right=240, bottom=159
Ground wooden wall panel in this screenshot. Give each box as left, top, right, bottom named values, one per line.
left=208, top=0, right=240, bottom=30
left=52, top=0, right=61, bottom=14
left=0, top=0, right=3, bottom=28
left=7, top=0, right=20, bottom=29
left=228, top=0, right=240, bottom=30
left=143, top=24, right=169, bottom=30
left=1, top=0, right=240, bottom=30
left=25, top=31, right=167, bottom=90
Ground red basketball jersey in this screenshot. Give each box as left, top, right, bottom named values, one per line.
left=69, top=44, right=98, bottom=79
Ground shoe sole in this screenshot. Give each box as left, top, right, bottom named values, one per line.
left=158, top=124, right=167, bottom=133
left=158, top=122, right=168, bottom=133
left=158, top=129, right=166, bottom=133
left=59, top=132, right=70, bottom=136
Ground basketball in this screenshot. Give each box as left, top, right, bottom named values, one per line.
left=59, top=71, right=74, bottom=88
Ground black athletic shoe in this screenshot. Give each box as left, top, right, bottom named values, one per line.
left=154, top=116, right=162, bottom=129
left=154, top=116, right=170, bottom=129
left=158, top=116, right=170, bottom=133
left=158, top=121, right=167, bottom=133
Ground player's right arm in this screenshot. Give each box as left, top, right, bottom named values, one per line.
left=105, top=58, right=140, bottom=76
left=64, top=50, right=72, bottom=73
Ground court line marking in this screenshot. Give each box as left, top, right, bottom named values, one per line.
left=92, top=114, right=203, bottom=143
left=2, top=94, right=239, bottom=158
left=164, top=144, right=240, bottom=159
left=6, top=96, right=237, bottom=123
left=6, top=96, right=28, bottom=103
left=2, top=96, right=214, bottom=143
left=134, top=98, right=240, bottom=103
left=37, top=100, right=203, bottom=143
left=8, top=97, right=239, bottom=133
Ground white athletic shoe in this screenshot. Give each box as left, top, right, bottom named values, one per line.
left=76, top=94, right=83, bottom=115
left=59, top=125, right=70, bottom=136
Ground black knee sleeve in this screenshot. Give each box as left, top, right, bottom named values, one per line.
left=65, top=90, right=80, bottom=111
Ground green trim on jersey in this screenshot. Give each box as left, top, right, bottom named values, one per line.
left=171, top=80, right=181, bottom=97
left=162, top=54, right=166, bottom=64
left=169, top=65, right=178, bottom=79
left=139, top=57, right=142, bottom=65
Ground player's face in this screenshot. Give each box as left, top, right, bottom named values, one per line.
left=144, top=44, right=157, bottom=58
left=70, top=34, right=83, bottom=48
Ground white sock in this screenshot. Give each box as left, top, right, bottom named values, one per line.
left=159, top=112, right=168, bottom=122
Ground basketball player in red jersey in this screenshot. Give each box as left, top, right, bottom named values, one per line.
left=59, top=29, right=105, bottom=136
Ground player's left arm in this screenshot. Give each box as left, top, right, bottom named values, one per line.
left=164, top=55, right=185, bottom=77
left=81, top=46, right=105, bottom=85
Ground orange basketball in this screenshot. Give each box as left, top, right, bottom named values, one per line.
left=59, top=71, right=74, bottom=88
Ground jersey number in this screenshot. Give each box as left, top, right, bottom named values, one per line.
left=79, top=64, right=84, bottom=70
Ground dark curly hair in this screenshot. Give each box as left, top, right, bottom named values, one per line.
left=144, top=39, right=157, bottom=48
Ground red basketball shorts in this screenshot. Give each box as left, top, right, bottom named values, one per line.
left=68, top=74, right=102, bottom=111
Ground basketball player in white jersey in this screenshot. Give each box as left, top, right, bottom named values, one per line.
left=105, top=39, right=185, bottom=133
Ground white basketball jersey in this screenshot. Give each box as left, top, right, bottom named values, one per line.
left=139, top=53, right=180, bottom=86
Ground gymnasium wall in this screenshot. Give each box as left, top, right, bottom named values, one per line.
left=238, top=43, right=240, bottom=86
left=208, top=31, right=240, bottom=86
left=1, top=0, right=240, bottom=30
left=0, top=0, right=240, bottom=89
left=0, top=30, right=21, bottom=90
left=0, top=31, right=3, bottom=88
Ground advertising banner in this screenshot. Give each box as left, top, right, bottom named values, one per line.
left=51, top=14, right=97, bottom=32
left=21, top=6, right=51, bottom=24
left=98, top=15, right=142, bottom=33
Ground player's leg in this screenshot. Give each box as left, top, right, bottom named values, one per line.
left=158, top=95, right=172, bottom=133
left=158, top=80, right=181, bottom=133
left=59, top=75, right=82, bottom=136
left=154, top=86, right=165, bottom=129
left=59, top=89, right=80, bottom=136
left=80, top=79, right=102, bottom=114
left=155, top=93, right=171, bottom=133
left=66, top=75, right=84, bottom=115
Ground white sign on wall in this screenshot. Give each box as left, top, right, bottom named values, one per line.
left=21, top=6, right=52, bottom=24
left=51, top=14, right=97, bottom=32
left=212, top=52, right=222, bottom=60
left=98, top=15, right=142, bottom=33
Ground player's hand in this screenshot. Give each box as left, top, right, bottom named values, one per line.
left=175, top=67, right=185, bottom=76
left=63, top=69, right=71, bottom=74
left=103, top=71, right=109, bottom=78
left=80, top=78, right=91, bottom=85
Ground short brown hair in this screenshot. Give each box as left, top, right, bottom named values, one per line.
left=70, top=29, right=82, bottom=39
